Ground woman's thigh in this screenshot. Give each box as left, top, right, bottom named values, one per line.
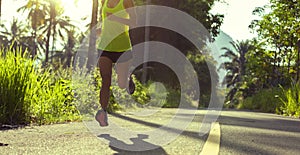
left=98, top=56, right=113, bottom=81
left=115, top=60, right=131, bottom=89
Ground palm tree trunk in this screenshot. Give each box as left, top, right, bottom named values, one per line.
left=45, top=0, right=55, bottom=63
left=65, top=34, right=73, bottom=68
left=0, top=0, right=2, bottom=22
left=297, top=39, right=300, bottom=82
left=45, top=23, right=52, bottom=63
left=51, top=23, right=56, bottom=63
left=272, top=46, right=278, bottom=86
left=32, top=0, right=38, bottom=58
left=87, top=0, right=98, bottom=69
left=287, top=37, right=295, bottom=76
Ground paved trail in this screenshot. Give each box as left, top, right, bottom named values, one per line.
left=1, top=109, right=300, bottom=154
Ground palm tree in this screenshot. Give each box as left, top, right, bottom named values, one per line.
left=62, top=27, right=81, bottom=67
left=0, top=18, right=28, bottom=50
left=297, top=40, right=300, bottom=82
left=18, top=0, right=47, bottom=57
left=41, top=0, right=73, bottom=63
left=0, top=17, right=43, bottom=55
left=0, top=0, right=2, bottom=21
left=48, top=25, right=82, bottom=68
left=220, top=40, right=253, bottom=103
left=87, top=0, right=98, bottom=69
left=44, top=0, right=55, bottom=63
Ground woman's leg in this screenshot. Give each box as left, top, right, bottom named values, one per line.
left=116, top=60, right=135, bottom=94
left=99, top=56, right=113, bottom=110
left=115, top=60, right=131, bottom=89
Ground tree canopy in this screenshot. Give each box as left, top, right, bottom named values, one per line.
left=250, top=0, right=300, bottom=84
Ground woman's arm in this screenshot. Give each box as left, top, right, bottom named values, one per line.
left=107, top=0, right=137, bottom=27
left=97, top=0, right=105, bottom=37
left=124, top=0, right=136, bottom=26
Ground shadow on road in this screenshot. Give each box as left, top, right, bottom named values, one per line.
left=98, top=134, right=167, bottom=155
left=110, top=113, right=206, bottom=140
left=0, top=124, right=23, bottom=131
left=0, top=143, right=8, bottom=146
left=218, top=112, right=300, bottom=133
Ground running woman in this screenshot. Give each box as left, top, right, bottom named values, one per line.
left=95, top=0, right=136, bottom=127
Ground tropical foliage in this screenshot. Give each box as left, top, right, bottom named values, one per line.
left=0, top=0, right=227, bottom=126
left=250, top=0, right=300, bottom=84
left=15, top=0, right=79, bottom=63
left=2, top=0, right=300, bottom=126
left=220, top=40, right=254, bottom=104
left=221, top=0, right=300, bottom=116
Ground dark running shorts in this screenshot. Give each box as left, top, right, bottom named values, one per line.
left=98, top=50, right=133, bottom=63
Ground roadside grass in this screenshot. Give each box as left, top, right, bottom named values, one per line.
left=279, top=81, right=300, bottom=117
left=237, top=84, right=300, bottom=118
left=0, top=47, right=185, bottom=126
left=0, top=48, right=80, bottom=125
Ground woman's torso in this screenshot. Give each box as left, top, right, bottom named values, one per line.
left=97, top=0, right=132, bottom=52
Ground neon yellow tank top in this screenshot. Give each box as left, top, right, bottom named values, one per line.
left=97, top=0, right=132, bottom=52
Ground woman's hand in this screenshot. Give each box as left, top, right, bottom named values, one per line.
left=106, top=12, right=113, bottom=17
left=107, top=13, right=135, bottom=27
left=107, top=13, right=118, bottom=21
left=96, top=28, right=101, bottom=37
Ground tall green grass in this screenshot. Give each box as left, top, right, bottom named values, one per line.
left=0, top=48, right=80, bottom=125
left=0, top=48, right=33, bottom=124
left=25, top=66, right=80, bottom=125
left=280, top=81, right=300, bottom=117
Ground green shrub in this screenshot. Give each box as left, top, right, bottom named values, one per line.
left=279, top=82, right=300, bottom=117
left=238, top=88, right=283, bottom=113
left=131, top=76, right=151, bottom=105
left=163, top=89, right=180, bottom=108
left=25, top=66, right=80, bottom=125
left=162, top=88, right=195, bottom=108
left=74, top=66, right=196, bottom=113
left=72, top=65, right=151, bottom=114
left=107, top=74, right=150, bottom=111
left=237, top=97, right=253, bottom=110
left=72, top=66, right=99, bottom=115
left=108, top=78, right=190, bottom=110
left=72, top=59, right=155, bottom=114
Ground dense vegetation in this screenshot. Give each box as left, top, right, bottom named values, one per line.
left=0, top=48, right=80, bottom=125
left=221, top=0, right=300, bottom=117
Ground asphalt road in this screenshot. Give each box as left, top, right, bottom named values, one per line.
left=218, top=110, right=300, bottom=155
left=1, top=109, right=300, bottom=154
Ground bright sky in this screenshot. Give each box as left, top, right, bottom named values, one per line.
left=1, top=0, right=92, bottom=30
left=1, top=0, right=269, bottom=41
left=211, top=0, right=269, bottom=41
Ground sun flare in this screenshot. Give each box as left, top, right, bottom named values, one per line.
left=58, top=0, right=93, bottom=30
left=60, top=0, right=93, bottom=20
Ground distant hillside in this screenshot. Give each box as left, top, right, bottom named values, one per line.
left=210, top=31, right=236, bottom=84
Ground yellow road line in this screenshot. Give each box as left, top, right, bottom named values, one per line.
left=200, top=122, right=221, bottom=155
